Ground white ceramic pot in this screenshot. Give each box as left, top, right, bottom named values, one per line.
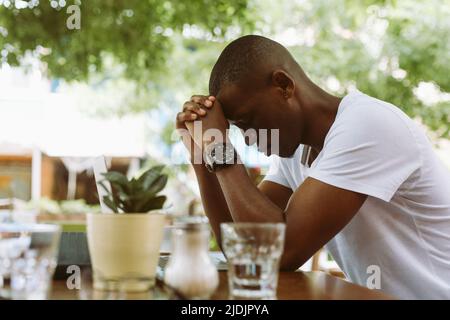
left=87, top=213, right=167, bottom=292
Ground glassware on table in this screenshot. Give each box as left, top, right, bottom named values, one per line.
left=0, top=224, right=31, bottom=294
left=0, top=223, right=61, bottom=300
left=164, top=215, right=219, bottom=299
left=221, top=222, right=286, bottom=300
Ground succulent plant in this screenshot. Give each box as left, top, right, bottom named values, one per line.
left=99, top=165, right=168, bottom=213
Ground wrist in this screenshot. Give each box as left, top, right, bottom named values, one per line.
left=202, top=127, right=229, bottom=149
left=203, top=141, right=239, bottom=173
left=188, top=143, right=201, bottom=161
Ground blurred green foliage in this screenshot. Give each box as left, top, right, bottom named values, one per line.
left=0, top=0, right=251, bottom=81
left=282, top=0, right=450, bottom=138
left=24, top=198, right=100, bottom=214
left=0, top=0, right=449, bottom=138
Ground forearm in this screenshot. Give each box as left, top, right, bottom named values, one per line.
left=215, top=163, right=285, bottom=223
left=192, top=163, right=233, bottom=245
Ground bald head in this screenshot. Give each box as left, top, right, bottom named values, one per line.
left=209, top=35, right=302, bottom=97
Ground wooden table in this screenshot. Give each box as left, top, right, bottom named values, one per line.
left=50, top=271, right=393, bottom=300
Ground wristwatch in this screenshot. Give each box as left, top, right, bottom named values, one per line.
left=203, top=142, right=237, bottom=172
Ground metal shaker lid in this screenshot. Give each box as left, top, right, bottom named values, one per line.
left=173, top=215, right=210, bottom=230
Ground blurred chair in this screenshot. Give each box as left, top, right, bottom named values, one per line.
left=0, top=175, right=12, bottom=188
left=0, top=176, right=13, bottom=210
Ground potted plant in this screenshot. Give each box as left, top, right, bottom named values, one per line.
left=87, top=165, right=169, bottom=292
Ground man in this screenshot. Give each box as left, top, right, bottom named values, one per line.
left=175, top=35, right=450, bottom=299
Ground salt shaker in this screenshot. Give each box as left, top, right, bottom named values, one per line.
left=164, top=216, right=219, bottom=299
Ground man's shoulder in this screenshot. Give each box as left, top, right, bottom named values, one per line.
left=332, top=91, right=418, bottom=142
left=339, top=92, right=413, bottom=128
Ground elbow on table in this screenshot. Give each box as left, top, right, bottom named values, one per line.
left=279, top=253, right=304, bottom=272
left=279, top=262, right=299, bottom=272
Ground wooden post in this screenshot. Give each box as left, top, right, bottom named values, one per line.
left=31, top=147, right=42, bottom=200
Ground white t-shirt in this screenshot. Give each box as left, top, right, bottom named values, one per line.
left=264, top=90, right=450, bottom=299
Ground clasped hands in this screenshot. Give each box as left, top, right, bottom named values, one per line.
left=176, top=95, right=230, bottom=157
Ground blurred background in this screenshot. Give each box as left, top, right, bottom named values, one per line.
left=0, top=0, right=449, bottom=272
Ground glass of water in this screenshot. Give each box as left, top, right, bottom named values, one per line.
left=0, top=223, right=61, bottom=300
left=0, top=224, right=31, bottom=295
left=221, top=223, right=286, bottom=300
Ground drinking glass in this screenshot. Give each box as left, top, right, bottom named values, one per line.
left=221, top=223, right=286, bottom=300
left=0, top=223, right=31, bottom=295
left=0, top=223, right=61, bottom=300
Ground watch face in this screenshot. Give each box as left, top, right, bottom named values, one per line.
left=211, top=143, right=235, bottom=165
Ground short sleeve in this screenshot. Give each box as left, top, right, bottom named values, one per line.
left=308, top=104, right=421, bottom=202
left=262, top=155, right=291, bottom=189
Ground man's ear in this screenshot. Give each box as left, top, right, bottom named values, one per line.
left=271, top=70, right=295, bottom=99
